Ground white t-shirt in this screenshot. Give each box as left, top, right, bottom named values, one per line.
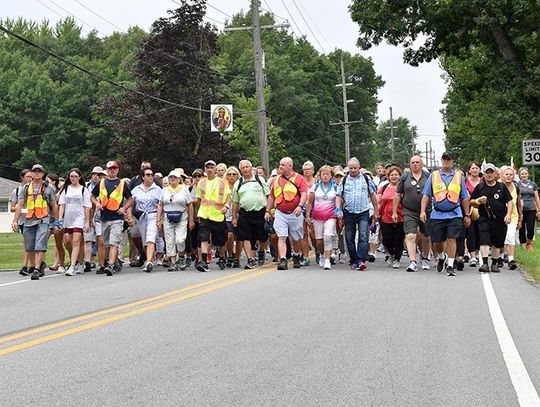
left=310, top=182, right=337, bottom=221
left=59, top=185, right=92, bottom=228
left=160, top=185, right=192, bottom=220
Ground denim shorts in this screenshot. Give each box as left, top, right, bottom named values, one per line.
left=23, top=222, right=50, bottom=252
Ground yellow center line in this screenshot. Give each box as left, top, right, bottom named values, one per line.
left=0, top=265, right=274, bottom=346
left=0, top=267, right=277, bottom=357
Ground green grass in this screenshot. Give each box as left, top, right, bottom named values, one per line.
left=516, top=244, right=540, bottom=284
left=0, top=233, right=56, bottom=270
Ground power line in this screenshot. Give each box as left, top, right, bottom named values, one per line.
left=295, top=0, right=332, bottom=50
left=290, top=0, right=326, bottom=53
left=261, top=1, right=289, bottom=22
left=280, top=0, right=303, bottom=38
left=206, top=2, right=233, bottom=19
left=72, top=0, right=124, bottom=32
left=34, top=0, right=91, bottom=34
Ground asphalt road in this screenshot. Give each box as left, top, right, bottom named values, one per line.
left=1, top=257, right=539, bottom=407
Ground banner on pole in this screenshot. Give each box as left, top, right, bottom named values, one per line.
left=210, top=104, right=233, bottom=132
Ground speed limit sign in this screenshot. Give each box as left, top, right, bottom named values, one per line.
left=522, top=139, right=540, bottom=165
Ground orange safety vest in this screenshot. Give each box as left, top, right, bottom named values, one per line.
left=26, top=183, right=49, bottom=219
left=99, top=179, right=125, bottom=211
left=273, top=173, right=299, bottom=205
left=199, top=177, right=226, bottom=209
left=431, top=170, right=462, bottom=203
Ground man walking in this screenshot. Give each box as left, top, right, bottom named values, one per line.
left=11, top=164, right=60, bottom=280
left=393, top=155, right=431, bottom=272
left=335, top=157, right=378, bottom=271
left=91, top=161, right=133, bottom=276
left=265, top=157, right=308, bottom=270
left=196, top=160, right=231, bottom=272
left=232, top=159, right=270, bottom=269
left=420, top=152, right=470, bottom=276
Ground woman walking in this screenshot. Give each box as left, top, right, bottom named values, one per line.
left=381, top=166, right=405, bottom=268
left=157, top=170, right=194, bottom=271
left=502, top=167, right=522, bottom=269
left=130, top=168, right=162, bottom=272
left=305, top=165, right=337, bottom=270
left=465, top=162, right=482, bottom=266
left=58, top=168, right=92, bottom=276
left=224, top=166, right=242, bottom=268
left=517, top=167, right=540, bottom=249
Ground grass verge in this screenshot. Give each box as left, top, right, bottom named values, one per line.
left=0, top=233, right=56, bottom=271
left=516, top=244, right=540, bottom=284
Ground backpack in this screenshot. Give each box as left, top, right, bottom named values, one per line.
left=341, top=173, right=373, bottom=195
left=236, top=175, right=265, bottom=194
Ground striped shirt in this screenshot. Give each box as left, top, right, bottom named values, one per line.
left=336, top=174, right=376, bottom=213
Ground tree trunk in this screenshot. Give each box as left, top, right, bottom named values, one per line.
left=489, top=26, right=525, bottom=73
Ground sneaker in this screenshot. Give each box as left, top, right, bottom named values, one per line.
left=456, top=259, right=465, bottom=271
left=299, top=256, right=310, bottom=267
left=496, top=258, right=504, bottom=268
left=232, top=258, right=241, bottom=268
left=358, top=262, right=367, bottom=271
left=478, top=264, right=490, bottom=273
left=96, top=266, right=106, bottom=275
left=293, top=255, right=302, bottom=269
left=197, top=261, right=209, bottom=272
left=74, top=264, right=84, bottom=274
left=90, top=261, right=97, bottom=269
left=437, top=253, right=448, bottom=272
left=38, top=262, right=46, bottom=277
left=257, top=251, right=266, bottom=266
left=421, top=259, right=430, bottom=270
left=406, top=261, right=418, bottom=272
left=225, top=257, right=234, bottom=268
left=392, top=260, right=400, bottom=269
left=168, top=263, right=178, bottom=272
left=508, top=260, right=517, bottom=270
left=65, top=266, right=75, bottom=276
left=142, top=261, right=153, bottom=273
left=177, top=257, right=187, bottom=271
left=186, top=257, right=193, bottom=268
left=350, top=261, right=359, bottom=270
left=503, top=254, right=509, bottom=264
left=19, top=266, right=29, bottom=276
left=84, top=261, right=92, bottom=273
left=30, top=270, right=40, bottom=280
left=447, top=266, right=456, bottom=276
left=469, top=258, right=479, bottom=267
left=244, top=258, right=257, bottom=270
left=330, top=254, right=337, bottom=265
left=490, top=263, right=500, bottom=273
left=318, top=257, right=324, bottom=268
left=217, top=258, right=226, bottom=270
left=386, top=255, right=394, bottom=267
left=105, top=265, right=113, bottom=276
left=315, top=252, right=321, bottom=265
left=323, top=259, right=331, bottom=270
left=112, top=262, right=122, bottom=273
left=130, top=258, right=145, bottom=267
left=463, top=253, right=470, bottom=262
left=368, top=253, right=376, bottom=263
left=277, top=258, right=288, bottom=270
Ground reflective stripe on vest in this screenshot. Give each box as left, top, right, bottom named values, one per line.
left=273, top=174, right=298, bottom=205
left=26, top=183, right=49, bottom=219
left=199, top=177, right=226, bottom=208
left=99, top=179, right=125, bottom=211
left=432, top=170, right=461, bottom=204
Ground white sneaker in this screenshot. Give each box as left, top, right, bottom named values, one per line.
left=392, top=260, right=400, bottom=269
left=323, top=259, right=331, bottom=270
left=421, top=259, right=430, bottom=270
left=386, top=255, right=394, bottom=267
left=65, top=266, right=75, bottom=276
left=56, top=266, right=66, bottom=274
left=319, top=258, right=325, bottom=268
left=74, top=264, right=83, bottom=274
left=406, top=261, right=418, bottom=272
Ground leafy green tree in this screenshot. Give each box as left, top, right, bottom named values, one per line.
left=373, top=117, right=418, bottom=168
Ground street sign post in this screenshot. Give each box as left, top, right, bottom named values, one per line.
left=522, top=139, right=540, bottom=183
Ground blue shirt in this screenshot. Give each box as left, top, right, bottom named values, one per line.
left=132, top=183, right=162, bottom=214
left=422, top=169, right=469, bottom=219
left=336, top=174, right=376, bottom=214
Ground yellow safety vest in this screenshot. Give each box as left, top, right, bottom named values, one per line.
left=26, top=183, right=49, bottom=219
left=99, top=179, right=125, bottom=211
left=197, top=177, right=229, bottom=221
left=432, top=170, right=461, bottom=204
left=273, top=173, right=299, bottom=205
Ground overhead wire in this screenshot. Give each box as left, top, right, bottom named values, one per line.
left=295, top=0, right=332, bottom=50
left=290, top=0, right=326, bottom=53
left=260, top=1, right=289, bottom=22
left=205, top=2, right=233, bottom=19
left=280, top=0, right=303, bottom=38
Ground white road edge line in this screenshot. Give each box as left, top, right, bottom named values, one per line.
left=481, top=273, right=540, bottom=407
left=0, top=274, right=62, bottom=287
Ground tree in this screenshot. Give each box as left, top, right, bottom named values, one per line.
left=373, top=117, right=418, bottom=168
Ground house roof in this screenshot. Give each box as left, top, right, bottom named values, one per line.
left=0, top=177, right=20, bottom=200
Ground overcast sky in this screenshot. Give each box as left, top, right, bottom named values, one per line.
left=3, top=0, right=447, bottom=163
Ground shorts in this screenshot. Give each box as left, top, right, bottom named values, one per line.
left=313, top=218, right=337, bottom=240
left=128, top=218, right=141, bottom=238
left=235, top=208, right=268, bottom=243
left=65, top=227, right=84, bottom=234
left=504, top=222, right=518, bottom=246
left=403, top=209, right=431, bottom=236
left=23, top=222, right=49, bottom=252
left=430, top=218, right=464, bottom=243
left=102, top=220, right=124, bottom=247
left=369, top=222, right=380, bottom=244
left=478, top=218, right=507, bottom=248
left=274, top=209, right=304, bottom=241
left=226, top=220, right=234, bottom=234
left=198, top=218, right=227, bottom=247
left=138, top=213, right=158, bottom=245
left=84, top=221, right=102, bottom=242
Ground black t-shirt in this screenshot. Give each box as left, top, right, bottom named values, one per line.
left=471, top=181, right=512, bottom=220
left=92, top=178, right=132, bottom=222
left=130, top=175, right=162, bottom=189
left=396, top=171, right=430, bottom=212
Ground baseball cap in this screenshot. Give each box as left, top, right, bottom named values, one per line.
left=192, top=168, right=204, bottom=176
left=31, top=164, right=45, bottom=172
left=91, top=166, right=105, bottom=174
left=441, top=152, right=454, bottom=160
left=335, top=170, right=345, bottom=177
left=106, top=160, right=119, bottom=169
left=204, top=160, right=217, bottom=167
left=483, top=163, right=497, bottom=172
left=168, top=170, right=181, bottom=179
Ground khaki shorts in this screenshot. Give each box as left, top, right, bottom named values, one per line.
left=102, top=220, right=124, bottom=247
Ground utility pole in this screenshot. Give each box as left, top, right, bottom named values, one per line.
left=330, top=56, right=361, bottom=163
left=386, top=107, right=398, bottom=163
left=425, top=142, right=429, bottom=167
left=224, top=1, right=289, bottom=174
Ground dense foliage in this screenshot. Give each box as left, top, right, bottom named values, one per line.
left=350, top=0, right=540, bottom=167
left=0, top=0, right=386, bottom=179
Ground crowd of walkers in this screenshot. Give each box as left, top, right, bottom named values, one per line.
left=10, top=152, right=540, bottom=280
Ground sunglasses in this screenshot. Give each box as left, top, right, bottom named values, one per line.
left=193, top=174, right=202, bottom=178
left=144, top=173, right=154, bottom=177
